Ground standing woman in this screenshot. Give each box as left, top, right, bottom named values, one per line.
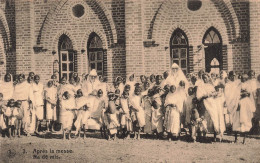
left=164, top=63, right=189, bottom=91
left=13, top=74, right=34, bottom=136
left=125, top=74, right=136, bottom=97
left=0, top=73, right=14, bottom=102
left=57, top=76, right=68, bottom=131
left=232, top=74, right=256, bottom=144
left=196, top=74, right=223, bottom=141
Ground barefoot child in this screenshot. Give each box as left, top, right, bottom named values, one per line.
left=130, top=86, right=145, bottom=140
left=60, top=91, right=75, bottom=140
left=105, top=92, right=120, bottom=140
left=120, top=91, right=133, bottom=139
left=190, top=98, right=207, bottom=142
left=14, top=100, right=23, bottom=137
left=44, top=81, right=57, bottom=132
left=5, top=99, right=16, bottom=138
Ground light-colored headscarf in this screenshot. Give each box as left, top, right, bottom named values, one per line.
left=82, top=69, right=100, bottom=96
left=164, top=63, right=189, bottom=90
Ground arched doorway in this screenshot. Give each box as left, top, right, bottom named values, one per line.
left=170, top=28, right=189, bottom=74
left=58, top=34, right=75, bottom=80
left=203, top=27, right=223, bottom=73
left=87, top=32, right=104, bottom=76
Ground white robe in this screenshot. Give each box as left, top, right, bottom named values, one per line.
left=0, top=81, right=14, bottom=101
left=233, top=82, right=255, bottom=132
left=130, top=94, right=145, bottom=127
left=197, top=83, right=220, bottom=133
left=164, top=89, right=185, bottom=135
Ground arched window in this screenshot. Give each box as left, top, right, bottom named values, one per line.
left=87, top=33, right=104, bottom=76
left=203, top=27, right=222, bottom=73
left=58, top=34, right=75, bottom=80
left=170, top=28, right=189, bottom=74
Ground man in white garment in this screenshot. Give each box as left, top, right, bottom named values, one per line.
left=33, top=75, right=44, bottom=134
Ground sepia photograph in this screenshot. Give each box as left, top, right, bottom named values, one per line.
left=0, top=0, right=260, bottom=162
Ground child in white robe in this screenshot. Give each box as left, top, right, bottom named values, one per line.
left=130, top=86, right=145, bottom=140
left=33, top=75, right=45, bottom=134
left=184, top=87, right=195, bottom=133
left=151, top=86, right=164, bottom=138
left=164, top=85, right=185, bottom=141
left=120, top=91, right=133, bottom=139
left=60, top=91, right=75, bottom=140
left=5, top=99, right=16, bottom=138
left=105, top=92, right=120, bottom=140
left=45, top=81, right=57, bottom=132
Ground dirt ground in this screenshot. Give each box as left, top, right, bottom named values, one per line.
left=1, top=131, right=260, bottom=163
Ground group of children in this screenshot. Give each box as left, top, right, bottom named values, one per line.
left=0, top=66, right=259, bottom=144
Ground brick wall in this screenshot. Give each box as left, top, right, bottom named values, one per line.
left=250, top=0, right=260, bottom=75
left=1, top=0, right=259, bottom=84
left=15, top=0, right=34, bottom=75
left=231, top=1, right=250, bottom=74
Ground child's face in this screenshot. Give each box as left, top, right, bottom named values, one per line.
left=5, top=74, right=11, bottom=82
left=140, top=76, right=146, bottom=83
left=34, top=76, right=40, bottom=84
left=109, top=95, right=115, bottom=100
left=134, top=90, right=141, bottom=96
left=16, top=103, right=22, bottom=108
left=144, top=83, right=150, bottom=90
left=123, top=93, right=129, bottom=99
left=9, top=100, right=15, bottom=107
left=156, top=77, right=162, bottom=84
left=129, top=76, right=134, bottom=81
left=188, top=88, right=193, bottom=96
left=48, top=82, right=53, bottom=87
left=114, top=84, right=119, bottom=89
left=150, top=76, right=155, bottom=83
left=98, top=92, right=103, bottom=98
left=170, top=86, right=176, bottom=93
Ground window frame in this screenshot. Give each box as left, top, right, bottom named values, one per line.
left=170, top=29, right=189, bottom=74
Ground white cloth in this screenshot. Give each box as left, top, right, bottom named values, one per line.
left=0, top=81, right=14, bottom=101
left=196, top=82, right=220, bottom=133
left=33, top=83, right=44, bottom=106
left=233, top=83, right=254, bottom=132
left=164, top=63, right=189, bottom=91
left=130, top=94, right=145, bottom=127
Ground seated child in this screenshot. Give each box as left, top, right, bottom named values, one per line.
left=13, top=100, right=23, bottom=137
left=45, top=81, right=57, bottom=132
left=120, top=91, right=133, bottom=139
left=105, top=92, right=120, bottom=140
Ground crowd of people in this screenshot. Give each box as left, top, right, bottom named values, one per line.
left=0, top=63, right=259, bottom=143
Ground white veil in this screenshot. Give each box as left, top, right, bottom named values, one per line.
left=164, top=63, right=189, bottom=89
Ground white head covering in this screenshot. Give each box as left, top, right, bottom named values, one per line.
left=89, top=69, right=98, bottom=77
left=164, top=63, right=189, bottom=89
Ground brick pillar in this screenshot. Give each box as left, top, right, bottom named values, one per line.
left=125, top=0, right=144, bottom=78
left=15, top=0, right=35, bottom=75
left=250, top=0, right=260, bottom=75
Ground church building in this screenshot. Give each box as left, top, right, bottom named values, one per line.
left=0, top=0, right=259, bottom=83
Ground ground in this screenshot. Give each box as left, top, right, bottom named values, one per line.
left=0, top=131, right=260, bottom=163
